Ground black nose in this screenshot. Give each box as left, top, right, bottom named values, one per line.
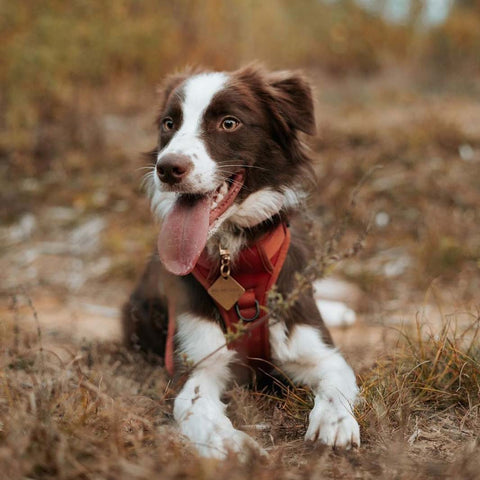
left=156, top=154, right=193, bottom=185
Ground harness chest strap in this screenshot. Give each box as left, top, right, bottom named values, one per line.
left=164, top=222, right=291, bottom=376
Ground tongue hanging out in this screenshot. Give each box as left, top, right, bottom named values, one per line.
left=157, top=170, right=245, bottom=275
left=157, top=195, right=211, bottom=276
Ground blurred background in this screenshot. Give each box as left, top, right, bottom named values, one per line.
left=1, top=0, right=479, bottom=337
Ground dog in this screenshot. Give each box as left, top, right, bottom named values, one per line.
left=122, top=65, right=360, bottom=458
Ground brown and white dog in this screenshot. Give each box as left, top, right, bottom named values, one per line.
left=122, top=65, right=360, bottom=458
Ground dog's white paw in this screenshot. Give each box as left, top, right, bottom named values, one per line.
left=305, top=395, right=360, bottom=449
left=197, top=427, right=262, bottom=460
left=179, top=414, right=263, bottom=459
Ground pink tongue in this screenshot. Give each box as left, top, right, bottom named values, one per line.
left=158, top=195, right=211, bottom=276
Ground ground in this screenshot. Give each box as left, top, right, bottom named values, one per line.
left=1, top=69, right=479, bottom=479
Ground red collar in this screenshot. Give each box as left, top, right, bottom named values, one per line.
left=165, top=222, right=291, bottom=376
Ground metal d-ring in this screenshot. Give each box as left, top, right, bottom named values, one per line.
left=235, top=300, right=260, bottom=322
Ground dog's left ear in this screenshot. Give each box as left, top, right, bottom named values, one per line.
left=268, top=71, right=316, bottom=136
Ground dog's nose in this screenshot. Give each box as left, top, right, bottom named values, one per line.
left=156, top=154, right=193, bottom=185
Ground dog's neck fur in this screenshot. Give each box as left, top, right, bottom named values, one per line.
left=205, top=214, right=283, bottom=263
left=204, top=186, right=305, bottom=262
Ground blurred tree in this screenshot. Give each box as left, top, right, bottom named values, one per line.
left=0, top=0, right=477, bottom=171
left=455, top=0, right=480, bottom=9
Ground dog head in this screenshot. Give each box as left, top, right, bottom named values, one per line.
left=147, top=64, right=316, bottom=275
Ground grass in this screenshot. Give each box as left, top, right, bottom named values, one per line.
left=1, top=295, right=480, bottom=479
left=360, top=310, right=480, bottom=428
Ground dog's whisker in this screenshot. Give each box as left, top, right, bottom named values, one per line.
left=210, top=172, right=253, bottom=193
left=227, top=179, right=252, bottom=192
left=140, top=170, right=154, bottom=181
left=140, top=171, right=155, bottom=189
left=141, top=168, right=156, bottom=177
left=219, top=164, right=268, bottom=171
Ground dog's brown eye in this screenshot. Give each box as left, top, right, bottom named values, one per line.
left=220, top=117, right=240, bottom=131
left=162, top=117, right=175, bottom=131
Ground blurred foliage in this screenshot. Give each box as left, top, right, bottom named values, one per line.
left=423, top=2, right=480, bottom=74
left=1, top=1, right=479, bottom=295
left=2, top=0, right=479, bottom=162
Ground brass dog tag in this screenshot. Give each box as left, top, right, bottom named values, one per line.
left=208, top=275, right=245, bottom=311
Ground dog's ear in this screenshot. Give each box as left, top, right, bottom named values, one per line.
left=267, top=71, right=316, bottom=136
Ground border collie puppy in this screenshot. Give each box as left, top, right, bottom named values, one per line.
left=122, top=65, right=360, bottom=458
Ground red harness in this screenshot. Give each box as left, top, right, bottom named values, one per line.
left=164, top=222, right=291, bottom=376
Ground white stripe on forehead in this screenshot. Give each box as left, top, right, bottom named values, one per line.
left=156, top=72, right=230, bottom=195
left=180, top=72, right=229, bottom=133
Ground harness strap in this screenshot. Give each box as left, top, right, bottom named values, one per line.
left=164, top=300, right=176, bottom=376
left=164, top=222, right=290, bottom=376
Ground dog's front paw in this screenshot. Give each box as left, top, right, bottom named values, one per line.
left=179, top=414, right=264, bottom=460
left=198, top=426, right=263, bottom=460
left=305, top=395, right=360, bottom=449
left=211, top=427, right=265, bottom=460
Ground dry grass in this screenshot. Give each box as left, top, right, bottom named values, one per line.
left=1, top=297, right=480, bottom=479
left=360, top=309, right=480, bottom=428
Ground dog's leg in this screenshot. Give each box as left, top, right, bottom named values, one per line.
left=173, top=313, right=260, bottom=459
left=122, top=256, right=168, bottom=357
left=270, top=321, right=360, bottom=448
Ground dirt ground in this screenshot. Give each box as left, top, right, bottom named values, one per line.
left=1, top=70, right=480, bottom=479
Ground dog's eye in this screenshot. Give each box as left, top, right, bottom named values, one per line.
left=162, top=117, right=175, bottom=131
left=220, top=116, right=240, bottom=131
